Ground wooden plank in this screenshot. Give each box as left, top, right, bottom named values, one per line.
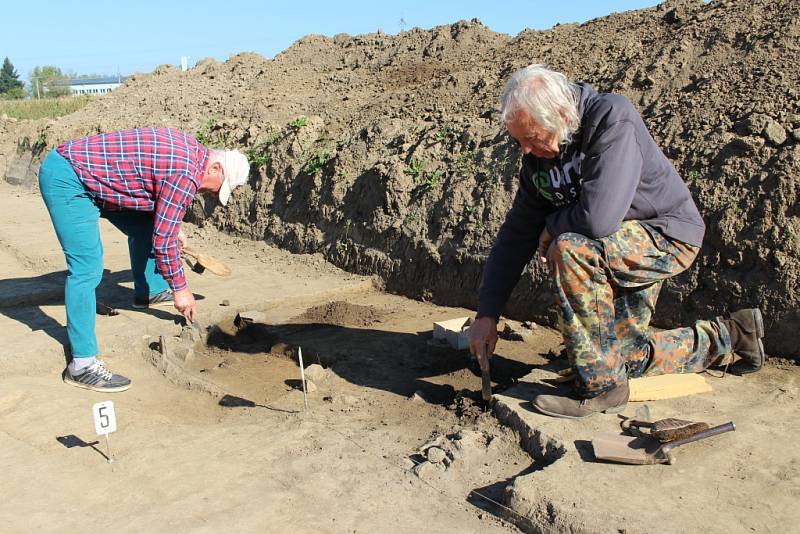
left=629, top=373, right=712, bottom=401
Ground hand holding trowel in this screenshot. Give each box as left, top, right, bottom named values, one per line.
left=466, top=317, right=497, bottom=410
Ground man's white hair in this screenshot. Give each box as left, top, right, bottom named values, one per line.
left=208, top=148, right=250, bottom=206
left=500, top=64, right=580, bottom=144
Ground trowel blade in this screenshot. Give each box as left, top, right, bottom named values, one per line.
left=591, top=432, right=663, bottom=465
left=481, top=368, right=492, bottom=403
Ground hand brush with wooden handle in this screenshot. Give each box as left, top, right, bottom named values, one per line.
left=182, top=246, right=232, bottom=277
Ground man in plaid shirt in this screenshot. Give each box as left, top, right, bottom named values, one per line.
left=39, top=127, right=250, bottom=393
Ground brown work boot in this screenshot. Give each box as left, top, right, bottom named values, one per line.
left=722, top=308, right=766, bottom=374
left=532, top=382, right=629, bottom=419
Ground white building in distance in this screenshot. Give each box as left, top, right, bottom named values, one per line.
left=56, top=76, right=128, bottom=96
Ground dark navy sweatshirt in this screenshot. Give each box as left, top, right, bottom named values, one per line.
left=477, top=83, right=705, bottom=320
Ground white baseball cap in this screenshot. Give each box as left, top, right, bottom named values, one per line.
left=218, top=150, right=250, bottom=206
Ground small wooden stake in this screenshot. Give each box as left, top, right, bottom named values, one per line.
left=105, top=433, right=114, bottom=464
left=298, top=347, right=308, bottom=410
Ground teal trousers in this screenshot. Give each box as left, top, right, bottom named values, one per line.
left=39, top=150, right=169, bottom=358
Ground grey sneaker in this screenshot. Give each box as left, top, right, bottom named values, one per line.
left=63, top=360, right=131, bottom=393
left=133, top=290, right=174, bottom=309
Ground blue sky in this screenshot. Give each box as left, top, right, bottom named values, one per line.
left=2, top=1, right=660, bottom=82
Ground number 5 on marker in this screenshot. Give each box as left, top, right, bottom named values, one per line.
left=93, top=401, right=117, bottom=435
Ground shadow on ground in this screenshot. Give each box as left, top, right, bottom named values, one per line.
left=205, top=317, right=552, bottom=407
left=0, top=268, right=192, bottom=359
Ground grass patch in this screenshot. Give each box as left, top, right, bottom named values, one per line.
left=405, top=158, right=442, bottom=194
left=404, top=158, right=426, bottom=180
left=435, top=124, right=453, bottom=142
left=418, top=169, right=442, bottom=193
left=305, top=149, right=331, bottom=174
left=0, top=96, right=94, bottom=120
left=290, top=116, right=308, bottom=129
left=454, top=150, right=476, bottom=179
left=246, top=131, right=285, bottom=167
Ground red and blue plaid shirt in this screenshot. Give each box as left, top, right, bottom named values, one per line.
left=57, top=127, right=209, bottom=291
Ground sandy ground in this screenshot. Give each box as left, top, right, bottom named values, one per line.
left=1, top=182, right=798, bottom=534
left=494, top=365, right=800, bottom=533
left=0, top=183, right=546, bottom=533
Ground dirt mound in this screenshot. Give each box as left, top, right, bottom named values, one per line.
left=3, top=0, right=799, bottom=358
left=297, top=301, right=384, bottom=328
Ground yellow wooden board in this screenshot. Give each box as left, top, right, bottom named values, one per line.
left=628, top=373, right=712, bottom=401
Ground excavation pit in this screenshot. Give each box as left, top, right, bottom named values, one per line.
left=155, top=295, right=800, bottom=533
left=143, top=293, right=568, bottom=527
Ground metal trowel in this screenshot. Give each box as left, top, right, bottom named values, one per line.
left=480, top=343, right=492, bottom=409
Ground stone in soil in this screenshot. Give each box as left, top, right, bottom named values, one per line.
left=304, top=364, right=327, bottom=383
left=499, top=320, right=535, bottom=342
left=413, top=460, right=443, bottom=480
left=763, top=119, right=787, bottom=145
left=426, top=446, right=447, bottom=464
left=235, top=310, right=267, bottom=326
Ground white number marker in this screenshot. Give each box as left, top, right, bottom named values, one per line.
left=92, top=401, right=117, bottom=463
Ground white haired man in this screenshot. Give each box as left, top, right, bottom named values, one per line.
left=39, top=127, right=250, bottom=392
left=468, top=65, right=765, bottom=418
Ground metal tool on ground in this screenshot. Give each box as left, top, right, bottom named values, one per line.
left=182, top=246, right=232, bottom=277
left=620, top=404, right=711, bottom=442
left=592, top=421, right=735, bottom=465
left=622, top=416, right=710, bottom=442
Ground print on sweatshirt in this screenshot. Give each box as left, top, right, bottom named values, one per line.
left=523, top=148, right=585, bottom=208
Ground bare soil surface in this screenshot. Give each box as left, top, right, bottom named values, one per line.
left=0, top=183, right=543, bottom=533
left=1, top=178, right=798, bottom=534
left=494, top=364, right=800, bottom=533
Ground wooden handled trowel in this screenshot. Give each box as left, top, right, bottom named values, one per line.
left=182, top=246, right=232, bottom=277
left=592, top=421, right=735, bottom=465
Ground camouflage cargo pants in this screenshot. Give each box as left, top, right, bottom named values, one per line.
left=548, top=221, right=732, bottom=397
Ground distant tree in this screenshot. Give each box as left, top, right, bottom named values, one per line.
left=0, top=57, right=24, bottom=98
left=0, top=86, right=25, bottom=100
left=29, top=65, right=71, bottom=98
